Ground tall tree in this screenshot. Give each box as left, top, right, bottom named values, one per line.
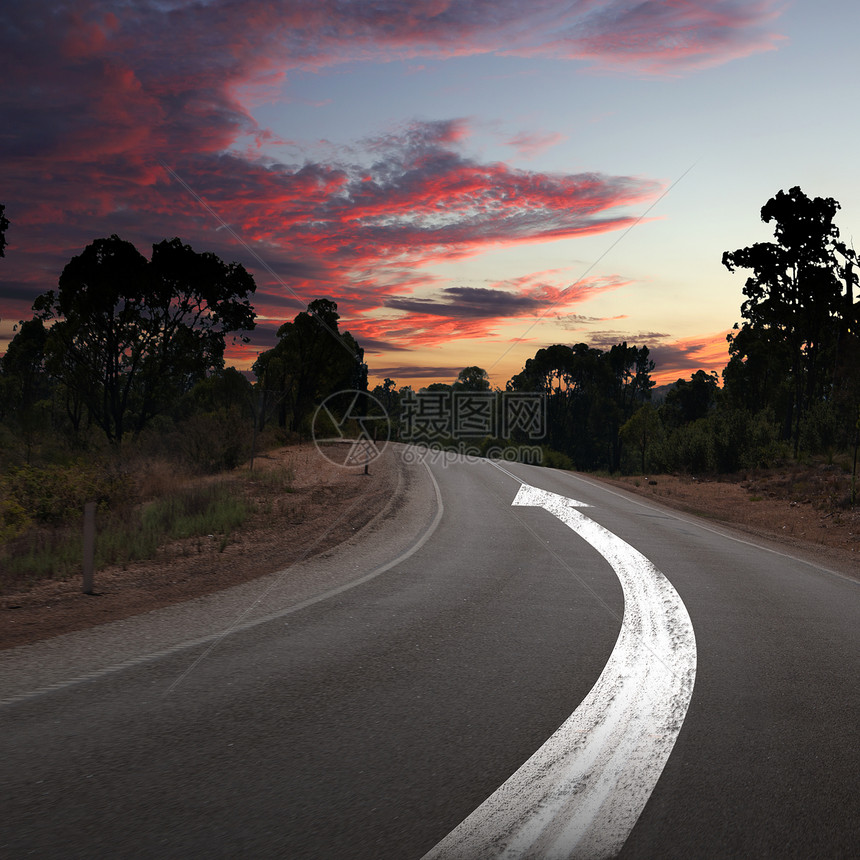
left=0, top=318, right=50, bottom=460
left=722, top=187, right=856, bottom=453
left=662, top=370, right=720, bottom=428
left=0, top=318, right=48, bottom=418
left=604, top=343, right=655, bottom=471
left=33, top=235, right=256, bottom=442
left=620, top=403, right=661, bottom=474
left=253, top=298, right=366, bottom=433
left=371, top=377, right=400, bottom=429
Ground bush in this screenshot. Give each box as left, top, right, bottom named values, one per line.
left=0, top=497, right=30, bottom=544
left=662, top=420, right=713, bottom=473
left=0, top=479, right=249, bottom=587
left=541, top=447, right=574, bottom=470
left=650, top=407, right=783, bottom=475
left=139, top=483, right=246, bottom=540
left=799, top=401, right=839, bottom=454
left=173, top=408, right=251, bottom=473
left=1, top=463, right=134, bottom=525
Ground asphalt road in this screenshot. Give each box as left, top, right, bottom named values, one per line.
left=1, top=451, right=858, bottom=857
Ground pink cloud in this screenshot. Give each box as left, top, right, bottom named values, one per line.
left=504, top=1, right=786, bottom=74
left=342, top=272, right=632, bottom=351
left=0, top=0, right=785, bottom=362
left=0, top=115, right=658, bottom=354
left=505, top=130, right=566, bottom=158
left=647, top=330, right=733, bottom=383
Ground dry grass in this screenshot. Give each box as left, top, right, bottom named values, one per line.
left=0, top=444, right=398, bottom=649
left=600, top=462, right=859, bottom=574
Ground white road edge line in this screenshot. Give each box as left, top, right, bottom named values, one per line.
left=423, top=482, right=697, bottom=859
left=0, top=457, right=445, bottom=709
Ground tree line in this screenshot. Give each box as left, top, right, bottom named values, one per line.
left=0, top=224, right=371, bottom=469
left=493, top=187, right=858, bottom=474
left=1, top=186, right=858, bottom=476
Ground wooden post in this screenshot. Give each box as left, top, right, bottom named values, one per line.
left=852, top=415, right=859, bottom=508
left=249, top=389, right=265, bottom=472
left=82, top=501, right=96, bottom=594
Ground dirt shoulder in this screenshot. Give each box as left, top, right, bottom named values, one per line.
left=3, top=453, right=857, bottom=651
left=0, top=444, right=400, bottom=650
left=594, top=466, right=859, bottom=580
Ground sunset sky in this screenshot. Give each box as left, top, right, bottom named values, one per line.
left=2, top=1, right=859, bottom=389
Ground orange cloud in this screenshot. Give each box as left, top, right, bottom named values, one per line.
left=645, top=331, right=733, bottom=384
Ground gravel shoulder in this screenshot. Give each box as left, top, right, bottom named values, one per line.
left=593, top=470, right=859, bottom=581
left=0, top=443, right=443, bottom=701
left=0, top=443, right=414, bottom=651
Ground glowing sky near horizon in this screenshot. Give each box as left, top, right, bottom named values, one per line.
left=2, top=1, right=859, bottom=389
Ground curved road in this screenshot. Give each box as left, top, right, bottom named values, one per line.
left=1, top=451, right=858, bottom=857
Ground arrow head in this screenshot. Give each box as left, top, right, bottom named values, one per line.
left=512, top=483, right=590, bottom=509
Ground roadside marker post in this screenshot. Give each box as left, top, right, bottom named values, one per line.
left=82, top=501, right=96, bottom=594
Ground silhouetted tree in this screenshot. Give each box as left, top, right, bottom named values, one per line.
left=662, top=370, right=720, bottom=428
left=620, top=403, right=661, bottom=473
left=185, top=366, right=254, bottom=418
left=453, top=366, right=490, bottom=391
left=604, top=343, right=655, bottom=471
left=0, top=318, right=51, bottom=460
left=0, top=318, right=48, bottom=418
left=371, top=377, right=399, bottom=423
left=33, top=235, right=256, bottom=442
left=722, top=187, right=856, bottom=454
left=253, top=298, right=365, bottom=433
left=508, top=342, right=654, bottom=470
left=423, top=382, right=453, bottom=392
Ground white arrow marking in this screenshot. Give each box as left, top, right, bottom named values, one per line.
left=423, top=483, right=696, bottom=859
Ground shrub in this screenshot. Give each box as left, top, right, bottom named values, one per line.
left=0, top=479, right=249, bottom=587
left=0, top=497, right=30, bottom=544
left=1, top=463, right=134, bottom=525
left=541, top=447, right=574, bottom=470
left=799, top=401, right=839, bottom=454
left=174, top=408, right=251, bottom=473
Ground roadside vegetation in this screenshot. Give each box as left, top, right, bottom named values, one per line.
left=0, top=449, right=299, bottom=593
left=1, top=475, right=245, bottom=586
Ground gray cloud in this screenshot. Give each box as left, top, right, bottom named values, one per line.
left=384, top=286, right=546, bottom=318
left=370, top=365, right=464, bottom=380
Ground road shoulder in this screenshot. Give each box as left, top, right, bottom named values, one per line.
left=589, top=472, right=859, bottom=582
left=0, top=446, right=439, bottom=697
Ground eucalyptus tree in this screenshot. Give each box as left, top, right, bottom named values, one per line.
left=252, top=298, right=366, bottom=433
left=722, top=186, right=856, bottom=453
left=33, top=235, right=256, bottom=442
